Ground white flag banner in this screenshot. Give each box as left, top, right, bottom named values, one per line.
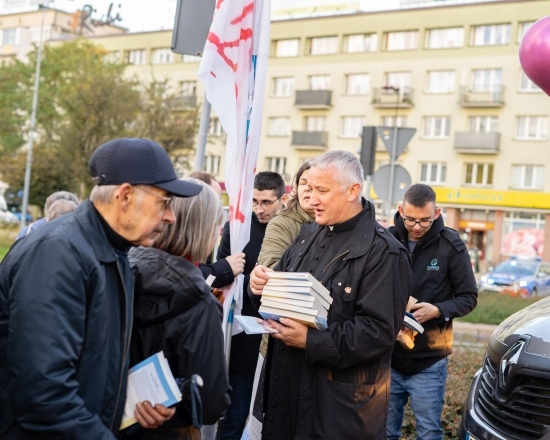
left=198, top=0, right=270, bottom=338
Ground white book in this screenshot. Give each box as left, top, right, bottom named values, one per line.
left=261, top=296, right=328, bottom=317
left=264, top=284, right=331, bottom=310
left=259, top=305, right=328, bottom=330
left=261, top=298, right=320, bottom=316
left=403, top=312, right=424, bottom=334
left=235, top=315, right=279, bottom=334
left=266, top=272, right=332, bottom=305
left=120, top=351, right=182, bottom=430
left=262, top=289, right=316, bottom=303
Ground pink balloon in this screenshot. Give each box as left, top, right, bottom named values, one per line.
left=520, top=16, right=550, bottom=96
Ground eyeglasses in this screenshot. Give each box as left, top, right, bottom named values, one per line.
left=252, top=197, right=281, bottom=209
left=402, top=216, right=434, bottom=228
left=134, top=186, right=172, bottom=207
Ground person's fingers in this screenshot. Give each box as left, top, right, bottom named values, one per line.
left=135, top=402, right=158, bottom=427
left=154, top=404, right=176, bottom=418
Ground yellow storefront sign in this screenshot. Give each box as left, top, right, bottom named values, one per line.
left=433, top=187, right=550, bottom=210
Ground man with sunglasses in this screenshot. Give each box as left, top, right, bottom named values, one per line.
left=386, top=184, right=478, bottom=440
left=0, top=138, right=203, bottom=439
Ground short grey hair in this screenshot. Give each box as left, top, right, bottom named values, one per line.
left=46, top=200, right=79, bottom=221
left=310, top=150, right=364, bottom=190
left=44, top=191, right=80, bottom=213
left=89, top=185, right=120, bottom=204
left=154, top=178, right=224, bottom=263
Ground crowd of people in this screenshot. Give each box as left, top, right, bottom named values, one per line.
left=0, top=137, right=477, bottom=440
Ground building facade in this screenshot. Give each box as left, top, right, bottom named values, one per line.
left=10, top=0, right=550, bottom=266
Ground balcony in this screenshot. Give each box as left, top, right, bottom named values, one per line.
left=371, top=87, right=414, bottom=108
left=454, top=131, right=501, bottom=154
left=291, top=131, right=329, bottom=150
left=294, top=90, right=332, bottom=109
left=458, top=85, right=505, bottom=108
left=170, top=95, right=197, bottom=109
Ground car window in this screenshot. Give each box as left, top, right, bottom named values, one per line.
left=538, top=264, right=550, bottom=275
left=494, top=260, right=537, bottom=276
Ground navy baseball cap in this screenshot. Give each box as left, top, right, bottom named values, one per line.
left=89, top=138, right=202, bottom=198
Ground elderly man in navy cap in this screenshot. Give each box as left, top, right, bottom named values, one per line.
left=0, top=139, right=203, bottom=439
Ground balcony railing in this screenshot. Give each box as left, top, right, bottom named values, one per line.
left=458, top=85, right=505, bottom=107
left=294, top=90, right=332, bottom=109
left=454, top=131, right=501, bottom=154
left=371, top=86, right=414, bottom=108
left=291, top=131, right=329, bottom=149
left=170, top=95, right=197, bottom=109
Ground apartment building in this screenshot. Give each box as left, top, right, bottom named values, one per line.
left=16, top=0, right=550, bottom=264
left=0, top=7, right=125, bottom=62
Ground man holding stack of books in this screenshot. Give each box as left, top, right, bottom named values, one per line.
left=249, top=150, right=412, bottom=440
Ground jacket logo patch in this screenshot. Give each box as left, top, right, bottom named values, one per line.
left=427, top=259, right=439, bottom=271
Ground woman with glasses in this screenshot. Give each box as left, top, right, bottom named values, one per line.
left=127, top=178, right=231, bottom=440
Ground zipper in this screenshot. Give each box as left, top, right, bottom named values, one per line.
left=110, top=261, right=133, bottom=431
left=322, top=250, right=350, bottom=273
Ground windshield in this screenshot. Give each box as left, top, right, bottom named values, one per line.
left=493, top=260, right=537, bottom=276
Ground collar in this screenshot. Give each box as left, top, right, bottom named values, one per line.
left=91, top=202, right=133, bottom=252
left=329, top=200, right=364, bottom=233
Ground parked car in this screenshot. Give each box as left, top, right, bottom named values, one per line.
left=458, top=296, right=550, bottom=440
left=0, top=209, right=19, bottom=225
left=7, top=203, right=32, bottom=223
left=478, top=257, right=550, bottom=297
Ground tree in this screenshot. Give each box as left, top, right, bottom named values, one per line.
left=0, top=40, right=200, bottom=206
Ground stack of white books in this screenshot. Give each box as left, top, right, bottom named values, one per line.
left=259, top=272, right=333, bottom=330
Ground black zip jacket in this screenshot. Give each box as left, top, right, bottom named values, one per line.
left=388, top=212, right=478, bottom=375
left=0, top=200, right=133, bottom=439
left=128, top=246, right=231, bottom=436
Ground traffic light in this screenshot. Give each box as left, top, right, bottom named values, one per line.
left=360, top=126, right=377, bottom=177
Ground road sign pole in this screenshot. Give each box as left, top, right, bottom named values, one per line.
left=194, top=93, right=211, bottom=171
left=385, top=126, right=398, bottom=225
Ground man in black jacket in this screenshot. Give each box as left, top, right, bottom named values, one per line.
left=386, top=184, right=478, bottom=440
left=249, top=151, right=411, bottom=440
left=0, top=138, right=203, bottom=439
left=217, top=171, right=287, bottom=440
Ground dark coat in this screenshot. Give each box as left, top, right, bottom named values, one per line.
left=128, top=246, right=231, bottom=435
left=217, top=213, right=267, bottom=375
left=388, top=213, right=478, bottom=374
left=0, top=200, right=133, bottom=439
left=251, top=200, right=411, bottom=440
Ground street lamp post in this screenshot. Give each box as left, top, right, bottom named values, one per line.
left=382, top=85, right=401, bottom=225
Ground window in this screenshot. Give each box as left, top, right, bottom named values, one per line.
left=126, top=49, right=146, bottom=65
left=151, top=48, right=173, bottom=64
left=343, top=33, right=378, bottom=53
left=425, top=70, right=456, bottom=94
left=180, top=81, right=196, bottom=96
left=385, top=72, right=411, bottom=91
left=272, top=77, right=294, bottom=96
left=464, top=163, right=494, bottom=186
left=419, top=162, right=446, bottom=185
left=471, top=69, right=502, bottom=92
left=305, top=116, right=326, bottom=132
left=105, top=51, right=121, bottom=63
left=209, top=118, right=223, bottom=137
left=182, top=54, right=201, bottom=63
left=502, top=212, right=545, bottom=257
left=340, top=116, right=365, bottom=138
left=422, top=116, right=451, bottom=138
left=275, top=39, right=299, bottom=57
left=266, top=157, right=287, bottom=174
left=471, top=24, right=511, bottom=46
left=2, top=28, right=17, bottom=46
left=204, top=155, right=221, bottom=175
left=519, top=71, right=542, bottom=92
left=380, top=115, right=407, bottom=127
left=308, top=75, right=331, bottom=90
left=518, top=21, right=534, bottom=42
left=308, top=36, right=338, bottom=55
left=425, top=27, right=464, bottom=49
left=511, top=165, right=544, bottom=190
left=344, top=74, right=370, bottom=95
left=516, top=116, right=548, bottom=140
left=468, top=116, right=498, bottom=133
left=384, top=30, right=419, bottom=51
left=267, top=117, right=290, bottom=137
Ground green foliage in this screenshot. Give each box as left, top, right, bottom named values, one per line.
left=457, top=292, right=542, bottom=325
left=399, top=344, right=485, bottom=439
left=0, top=227, right=17, bottom=262
left=0, top=40, right=200, bottom=206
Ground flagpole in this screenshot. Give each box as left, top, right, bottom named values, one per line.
left=194, top=93, right=211, bottom=171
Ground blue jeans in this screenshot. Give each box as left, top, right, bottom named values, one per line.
left=386, top=357, right=448, bottom=440
left=220, top=372, right=254, bottom=440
